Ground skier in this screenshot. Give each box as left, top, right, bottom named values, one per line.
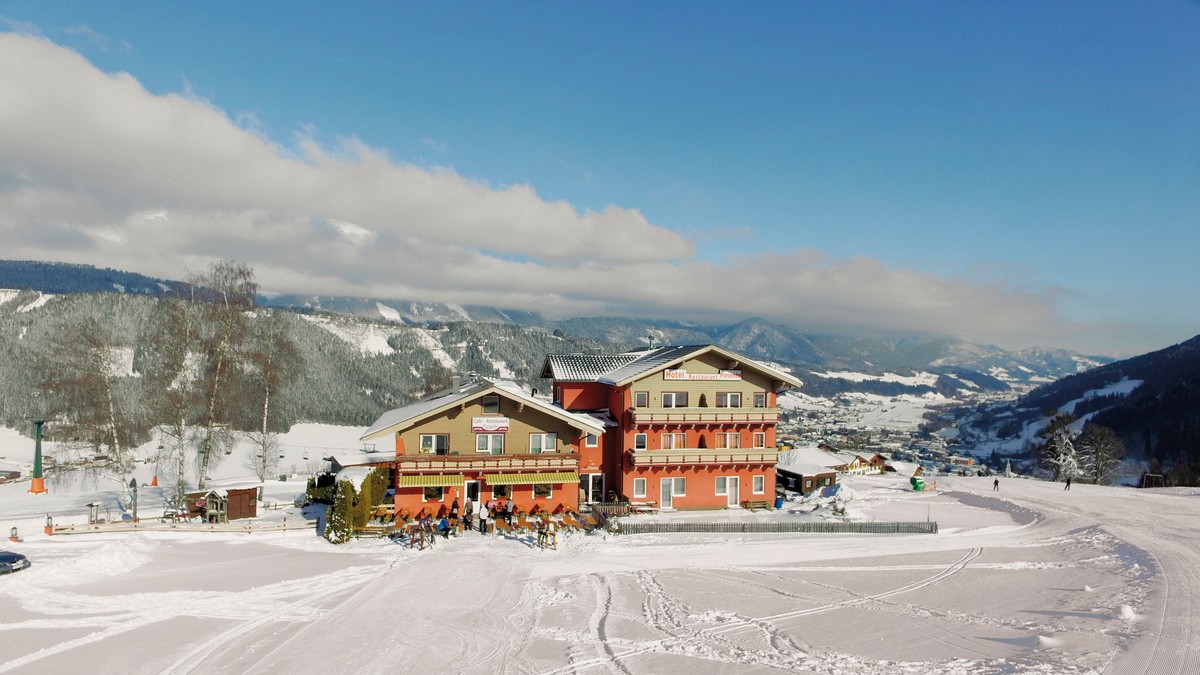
left=993, top=478, right=999, bottom=491
left=1064, top=476, right=1072, bottom=491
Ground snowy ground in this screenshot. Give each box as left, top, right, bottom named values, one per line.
left=1, top=430, right=1199, bottom=674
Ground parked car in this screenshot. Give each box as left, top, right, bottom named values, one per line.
left=0, top=551, right=29, bottom=574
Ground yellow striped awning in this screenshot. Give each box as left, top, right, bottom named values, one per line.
left=397, top=474, right=465, bottom=488
left=484, top=472, right=579, bottom=486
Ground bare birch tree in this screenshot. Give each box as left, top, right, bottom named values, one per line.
left=38, top=316, right=133, bottom=484
left=194, top=261, right=258, bottom=489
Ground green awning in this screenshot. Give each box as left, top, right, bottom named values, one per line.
left=484, top=471, right=579, bottom=486
left=397, top=474, right=465, bottom=488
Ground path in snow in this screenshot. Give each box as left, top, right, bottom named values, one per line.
left=1, top=476, right=1196, bottom=674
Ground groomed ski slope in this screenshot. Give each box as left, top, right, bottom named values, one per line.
left=1, top=474, right=1197, bottom=674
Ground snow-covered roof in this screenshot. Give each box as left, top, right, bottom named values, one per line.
left=334, top=465, right=375, bottom=491
left=779, top=447, right=851, bottom=469
left=541, top=352, right=642, bottom=381
left=542, top=345, right=803, bottom=390
left=360, top=377, right=606, bottom=442
left=776, top=462, right=836, bottom=477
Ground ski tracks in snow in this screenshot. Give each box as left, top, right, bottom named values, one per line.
left=540, top=548, right=982, bottom=674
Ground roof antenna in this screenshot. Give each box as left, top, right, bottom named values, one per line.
left=647, top=334, right=654, bottom=349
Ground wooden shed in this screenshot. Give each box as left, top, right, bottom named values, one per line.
left=186, top=487, right=259, bottom=523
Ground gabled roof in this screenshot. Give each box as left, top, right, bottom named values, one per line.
left=608, top=344, right=804, bottom=388
left=359, top=377, right=606, bottom=442
left=542, top=344, right=804, bottom=390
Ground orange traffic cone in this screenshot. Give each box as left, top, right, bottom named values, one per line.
left=151, top=475, right=158, bottom=487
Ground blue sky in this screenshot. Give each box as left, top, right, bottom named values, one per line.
left=1, top=2, right=1197, bottom=356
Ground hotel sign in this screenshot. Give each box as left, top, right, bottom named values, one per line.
left=472, top=417, right=510, bottom=432
left=663, top=369, right=742, bottom=381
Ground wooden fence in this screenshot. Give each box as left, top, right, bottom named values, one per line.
left=611, top=520, right=938, bottom=535
left=49, top=519, right=310, bottom=536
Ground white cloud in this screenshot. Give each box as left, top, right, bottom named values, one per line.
left=0, top=33, right=1083, bottom=349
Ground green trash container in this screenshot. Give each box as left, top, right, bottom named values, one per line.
left=911, top=477, right=925, bottom=492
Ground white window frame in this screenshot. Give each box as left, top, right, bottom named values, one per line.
left=420, top=434, right=450, bottom=455
left=422, top=486, right=444, bottom=502
left=585, top=433, right=599, bottom=448
left=716, top=392, right=742, bottom=408
left=476, top=433, right=505, bottom=455
left=634, top=391, right=649, bottom=407
left=533, top=483, right=552, bottom=499
left=752, top=475, right=765, bottom=494
left=634, top=433, right=648, bottom=450
left=715, top=432, right=741, bottom=449
left=754, top=391, right=767, bottom=408
left=671, top=477, right=686, bottom=496
left=633, top=478, right=647, bottom=498
left=662, top=391, right=688, bottom=408
left=715, top=476, right=728, bottom=496
left=753, top=432, right=766, bottom=448
left=661, top=432, right=687, bottom=450
left=529, top=432, right=557, bottom=454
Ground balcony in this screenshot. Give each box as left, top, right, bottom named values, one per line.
left=630, top=407, right=781, bottom=426
left=627, top=447, right=780, bottom=468
left=395, top=452, right=580, bottom=474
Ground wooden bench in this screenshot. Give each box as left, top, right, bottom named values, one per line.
left=743, top=499, right=770, bottom=511
left=630, top=501, right=658, bottom=514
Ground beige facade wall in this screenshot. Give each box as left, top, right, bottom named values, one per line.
left=629, top=352, right=777, bottom=409
left=396, top=392, right=581, bottom=456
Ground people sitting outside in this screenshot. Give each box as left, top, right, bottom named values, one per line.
left=438, top=516, right=451, bottom=539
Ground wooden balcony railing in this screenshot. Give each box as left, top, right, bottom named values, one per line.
left=627, top=447, right=779, bottom=467
left=630, top=407, right=781, bottom=426
left=395, top=452, right=580, bottom=473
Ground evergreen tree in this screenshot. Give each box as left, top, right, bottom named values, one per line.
left=325, top=479, right=355, bottom=544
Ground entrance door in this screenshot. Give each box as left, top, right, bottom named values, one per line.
left=660, top=478, right=674, bottom=509
left=727, top=477, right=740, bottom=507
left=582, top=474, right=604, bottom=503
left=463, top=480, right=481, bottom=509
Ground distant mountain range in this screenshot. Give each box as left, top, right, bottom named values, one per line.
left=954, top=335, right=1200, bottom=473
left=1, top=259, right=1112, bottom=395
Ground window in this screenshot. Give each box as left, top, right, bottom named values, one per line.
left=553, top=386, right=562, bottom=405
left=585, top=433, right=599, bottom=447
left=481, top=395, right=500, bottom=414
left=715, top=476, right=728, bottom=495
left=670, top=477, right=686, bottom=495
left=420, top=434, right=450, bottom=455
left=476, top=433, right=504, bottom=454
left=716, top=392, right=741, bottom=408
left=634, top=391, right=649, bottom=407
left=634, top=433, right=647, bottom=450
left=715, top=433, right=741, bottom=449
left=754, top=392, right=767, bottom=408
left=661, top=432, right=687, bottom=450
left=753, top=432, right=766, bottom=448
left=633, top=478, right=647, bottom=498
left=423, top=486, right=444, bottom=501
left=753, top=475, right=765, bottom=494
left=533, top=484, right=552, bottom=499
left=492, top=485, right=510, bottom=499
left=662, top=391, right=688, bottom=408
left=529, top=432, right=557, bottom=454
